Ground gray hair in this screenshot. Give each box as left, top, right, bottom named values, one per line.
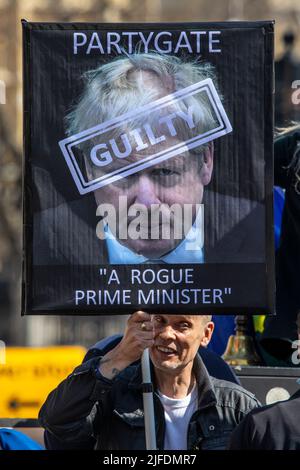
left=66, top=53, right=219, bottom=176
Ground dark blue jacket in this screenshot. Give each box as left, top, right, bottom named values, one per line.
left=39, top=354, right=259, bottom=450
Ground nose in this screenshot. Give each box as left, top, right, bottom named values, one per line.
left=156, top=324, right=176, bottom=341
left=133, top=175, right=160, bottom=207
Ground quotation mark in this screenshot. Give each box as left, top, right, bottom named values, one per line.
left=224, top=288, right=231, bottom=295
left=99, top=268, right=107, bottom=276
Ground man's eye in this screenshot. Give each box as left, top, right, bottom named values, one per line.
left=179, top=323, right=190, bottom=329
left=151, top=168, right=178, bottom=177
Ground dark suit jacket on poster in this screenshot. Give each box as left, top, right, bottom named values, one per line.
left=33, top=191, right=265, bottom=266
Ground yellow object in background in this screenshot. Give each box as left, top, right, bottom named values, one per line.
left=253, top=315, right=266, bottom=334
left=0, top=346, right=86, bottom=419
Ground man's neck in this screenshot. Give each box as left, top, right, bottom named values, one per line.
left=105, top=220, right=204, bottom=265
left=154, top=364, right=195, bottom=399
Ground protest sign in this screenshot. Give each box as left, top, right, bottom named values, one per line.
left=22, top=21, right=274, bottom=315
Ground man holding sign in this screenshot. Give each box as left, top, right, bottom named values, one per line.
left=39, top=312, right=259, bottom=450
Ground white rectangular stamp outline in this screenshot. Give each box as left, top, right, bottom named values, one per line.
left=59, top=78, right=232, bottom=195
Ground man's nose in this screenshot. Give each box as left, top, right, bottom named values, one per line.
left=156, top=325, right=176, bottom=341
left=133, top=175, right=160, bottom=207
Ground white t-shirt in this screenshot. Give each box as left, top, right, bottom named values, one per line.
left=157, top=384, right=198, bottom=450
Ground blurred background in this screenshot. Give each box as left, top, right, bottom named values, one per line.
left=0, top=0, right=300, bottom=422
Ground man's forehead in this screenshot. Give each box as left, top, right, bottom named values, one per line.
left=122, top=144, right=201, bottom=174
left=133, top=152, right=191, bottom=171
left=129, top=135, right=188, bottom=160
left=154, top=314, right=203, bottom=323
left=91, top=147, right=199, bottom=179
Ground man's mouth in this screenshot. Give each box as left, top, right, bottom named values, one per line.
left=156, top=345, right=177, bottom=356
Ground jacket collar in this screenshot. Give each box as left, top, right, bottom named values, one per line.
left=127, top=352, right=217, bottom=410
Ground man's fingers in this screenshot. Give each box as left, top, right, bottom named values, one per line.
left=122, top=311, right=154, bottom=357
left=138, top=322, right=154, bottom=333
left=135, top=330, right=154, bottom=341
left=129, top=311, right=151, bottom=324
left=128, top=311, right=154, bottom=334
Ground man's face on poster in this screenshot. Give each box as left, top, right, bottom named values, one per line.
left=93, top=138, right=214, bottom=259
left=70, top=67, right=218, bottom=260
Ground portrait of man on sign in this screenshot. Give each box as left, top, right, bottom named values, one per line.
left=55, top=52, right=263, bottom=266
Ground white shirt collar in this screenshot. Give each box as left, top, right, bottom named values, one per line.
left=105, top=208, right=204, bottom=264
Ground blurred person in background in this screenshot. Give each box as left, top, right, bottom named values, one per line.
left=229, top=312, right=300, bottom=450
left=260, top=125, right=300, bottom=365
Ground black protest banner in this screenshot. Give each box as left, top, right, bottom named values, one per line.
left=22, top=21, right=275, bottom=315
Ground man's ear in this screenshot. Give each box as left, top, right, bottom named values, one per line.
left=201, top=142, right=214, bottom=186
left=200, top=321, right=215, bottom=347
